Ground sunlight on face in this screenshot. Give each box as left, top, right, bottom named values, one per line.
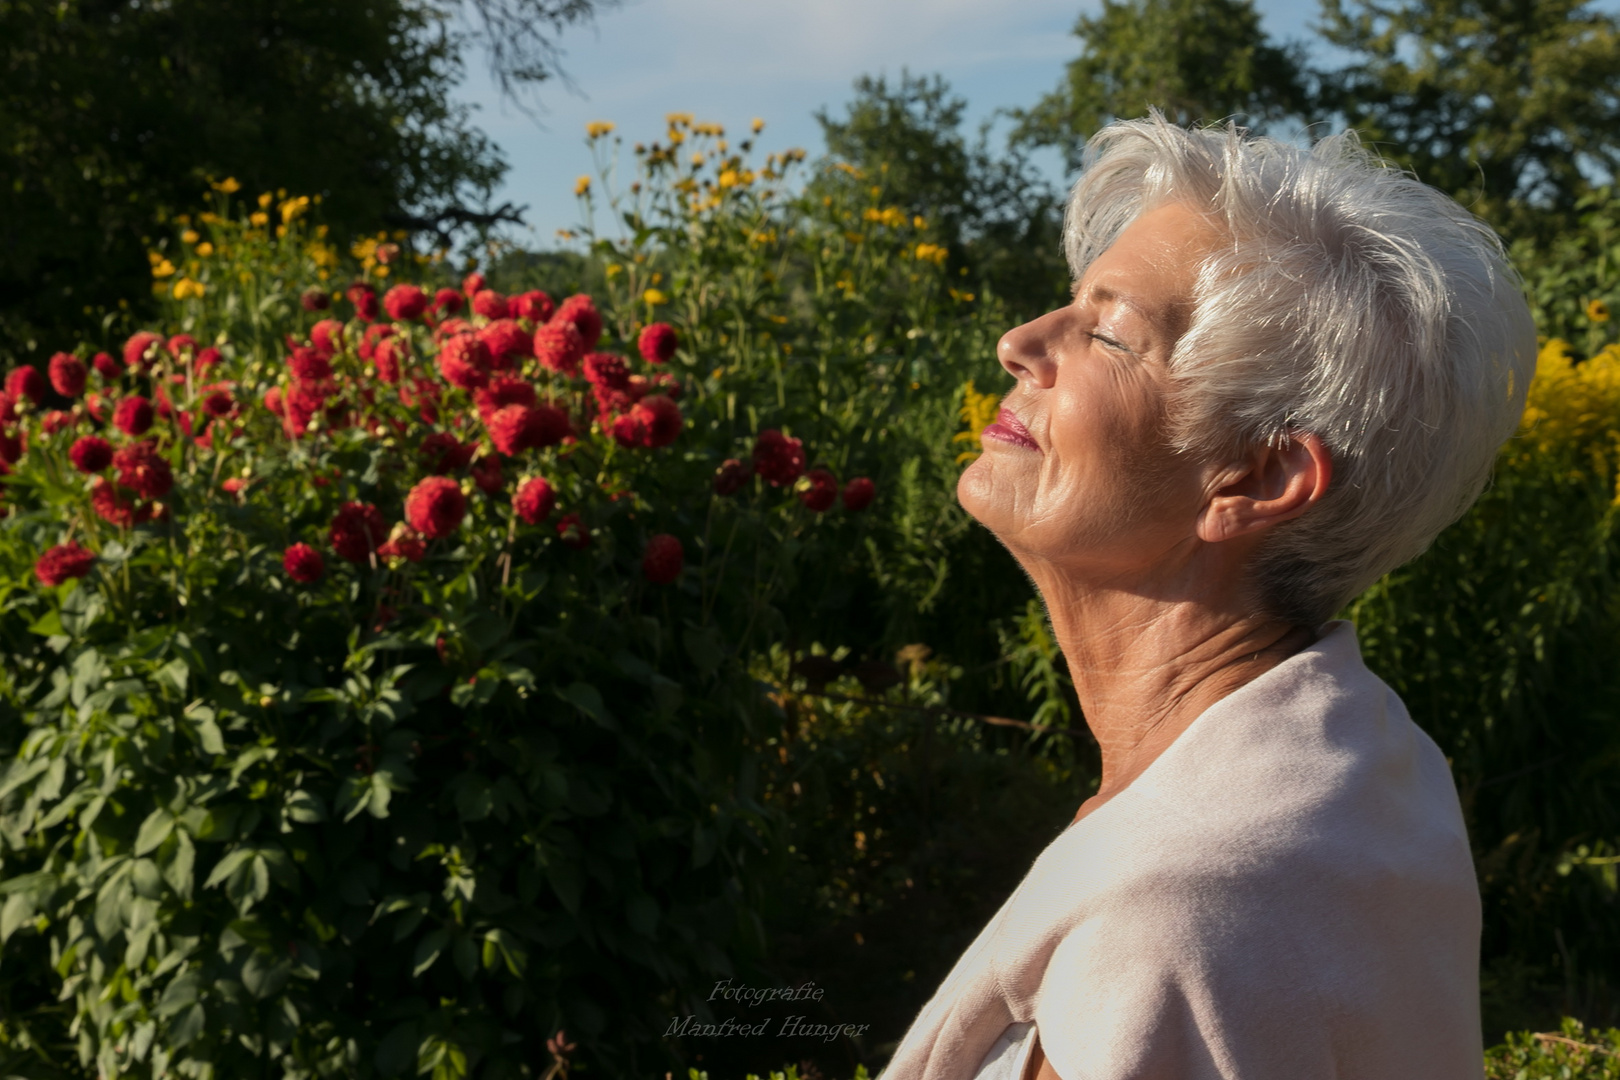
left=957, top=201, right=1227, bottom=578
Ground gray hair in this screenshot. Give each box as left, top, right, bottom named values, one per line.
left=1063, top=115, right=1536, bottom=627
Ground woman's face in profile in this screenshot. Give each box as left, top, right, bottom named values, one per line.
left=957, top=201, right=1226, bottom=577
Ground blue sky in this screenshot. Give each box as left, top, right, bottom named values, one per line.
left=452, top=0, right=1323, bottom=247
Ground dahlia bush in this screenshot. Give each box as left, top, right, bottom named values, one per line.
left=0, top=186, right=882, bottom=1079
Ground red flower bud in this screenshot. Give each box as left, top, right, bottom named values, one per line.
left=437, top=334, right=491, bottom=390
left=798, top=467, right=838, bottom=512
left=555, top=511, right=590, bottom=549
left=384, top=284, right=430, bottom=322
left=346, top=282, right=379, bottom=321
left=433, top=288, right=464, bottom=315
left=405, top=476, right=466, bottom=539
left=70, top=435, right=114, bottom=473
left=112, top=440, right=174, bottom=499
left=471, top=455, right=503, bottom=496
left=638, top=322, right=678, bottom=365
left=93, top=352, right=121, bottom=380
left=301, top=287, right=331, bottom=311
left=283, top=543, right=325, bottom=583
left=462, top=272, right=485, bottom=297
left=533, top=322, right=584, bottom=377
left=123, top=331, right=163, bottom=373
left=642, top=534, right=683, bottom=584
left=841, top=476, right=876, bottom=512
left=514, top=476, right=557, bottom=524
left=6, top=366, right=45, bottom=405
left=114, top=395, right=155, bottom=436
left=753, top=429, right=804, bottom=486
left=714, top=458, right=752, bottom=496
left=35, top=541, right=97, bottom=587
left=512, top=290, right=554, bottom=323
left=554, top=294, right=603, bottom=349
left=330, top=502, right=387, bottom=563
left=311, top=318, right=345, bottom=355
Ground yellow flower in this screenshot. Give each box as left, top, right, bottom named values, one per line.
left=913, top=242, right=948, bottom=265
left=718, top=169, right=739, bottom=189
left=586, top=120, right=615, bottom=138
left=913, top=215, right=927, bottom=230
left=751, top=117, right=765, bottom=134
left=666, top=112, right=693, bottom=127
left=195, top=242, right=214, bottom=257
left=249, top=211, right=269, bottom=228
left=257, top=192, right=273, bottom=210
left=574, top=175, right=591, bottom=196
left=953, top=380, right=1001, bottom=463
left=211, top=177, right=241, bottom=194
left=1588, top=298, right=1611, bottom=323
left=604, top=263, right=623, bottom=279
left=150, top=258, right=176, bottom=279
left=181, top=229, right=200, bottom=244
left=279, top=195, right=310, bottom=225
left=691, top=152, right=706, bottom=167
left=172, top=278, right=206, bottom=300
left=643, top=288, right=668, bottom=305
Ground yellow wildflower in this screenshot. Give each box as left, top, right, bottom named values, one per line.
left=666, top=112, right=693, bottom=127
left=249, top=211, right=269, bottom=228
left=279, top=195, right=310, bottom=225
left=953, top=380, right=1001, bottom=463
left=913, top=215, right=927, bottom=229
left=574, top=175, right=591, bottom=196
left=257, top=192, right=273, bottom=210
left=643, top=288, right=668, bottom=305
left=605, top=263, right=622, bottom=279
left=586, top=120, right=615, bottom=138
left=181, top=229, right=200, bottom=244
left=211, top=177, right=241, bottom=194
left=1588, top=298, right=1611, bottom=323
left=751, top=117, right=765, bottom=134
left=196, top=242, right=214, bottom=257
left=172, top=278, right=206, bottom=300
left=150, top=258, right=176, bottom=279
left=913, top=242, right=948, bottom=265
left=691, top=152, right=706, bottom=167
left=718, top=169, right=739, bottom=189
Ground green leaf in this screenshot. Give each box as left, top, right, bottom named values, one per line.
left=556, top=681, right=614, bottom=729
left=170, top=1003, right=206, bottom=1047
left=546, top=857, right=583, bottom=914
left=452, top=773, right=493, bottom=822
left=204, top=848, right=254, bottom=890
left=156, top=972, right=201, bottom=1017
left=285, top=789, right=327, bottom=823
left=411, top=928, right=449, bottom=977
left=374, top=1022, right=418, bottom=1077
left=682, top=625, right=726, bottom=674
left=162, top=830, right=196, bottom=900
left=154, top=657, right=189, bottom=698
left=134, top=809, right=175, bottom=856
left=241, top=951, right=291, bottom=999
left=0, top=892, right=36, bottom=943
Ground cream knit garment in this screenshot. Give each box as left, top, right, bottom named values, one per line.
left=882, top=621, right=1482, bottom=1080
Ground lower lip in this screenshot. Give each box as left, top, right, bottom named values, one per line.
left=980, top=422, right=1040, bottom=451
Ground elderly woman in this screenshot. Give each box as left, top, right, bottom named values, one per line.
left=884, top=117, right=1535, bottom=1080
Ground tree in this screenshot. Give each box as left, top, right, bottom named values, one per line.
left=1010, top=0, right=1308, bottom=171
left=816, top=72, right=1069, bottom=318
left=0, top=0, right=603, bottom=363
left=1316, top=0, right=1620, bottom=238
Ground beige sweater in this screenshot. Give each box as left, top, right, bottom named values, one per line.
left=883, top=622, right=1482, bottom=1080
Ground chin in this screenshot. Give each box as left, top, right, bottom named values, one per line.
left=956, top=453, right=1008, bottom=533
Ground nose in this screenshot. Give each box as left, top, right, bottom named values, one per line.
left=996, top=309, right=1061, bottom=388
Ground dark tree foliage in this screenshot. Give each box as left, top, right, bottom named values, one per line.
left=1009, top=0, right=1309, bottom=172
left=0, top=0, right=602, bottom=364
left=1316, top=0, right=1620, bottom=239
left=815, top=72, right=1069, bottom=320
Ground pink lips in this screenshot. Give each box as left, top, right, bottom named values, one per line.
left=980, top=408, right=1040, bottom=452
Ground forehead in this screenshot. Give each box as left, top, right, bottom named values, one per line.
left=1073, top=202, right=1226, bottom=334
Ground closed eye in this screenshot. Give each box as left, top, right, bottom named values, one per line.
left=1089, top=331, right=1131, bottom=353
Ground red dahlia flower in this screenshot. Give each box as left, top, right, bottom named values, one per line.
left=433, top=317, right=471, bottom=343
left=373, top=338, right=407, bottom=384
left=378, top=523, right=427, bottom=563
left=114, top=396, right=155, bottom=437
left=533, top=322, right=585, bottom=376
left=489, top=403, right=567, bottom=455
left=420, top=432, right=476, bottom=473
left=471, top=455, right=503, bottom=496
left=472, top=290, right=509, bottom=320
left=330, top=501, right=387, bottom=563
left=0, top=431, right=25, bottom=465
left=0, top=392, right=15, bottom=427
left=462, top=272, right=485, bottom=297
left=359, top=323, right=395, bottom=362
left=753, top=429, right=805, bottom=486
left=113, top=441, right=174, bottom=499
left=48, top=353, right=87, bottom=397
left=798, top=467, right=838, bottom=512
left=41, top=410, right=72, bottom=435
left=283, top=543, right=324, bottom=583
left=437, top=334, right=492, bottom=390
left=512, top=290, right=554, bottom=323
left=384, top=284, right=430, bottom=322
left=514, top=476, right=556, bottom=524
left=166, top=334, right=197, bottom=358
left=642, top=534, right=683, bottom=584
left=301, top=287, right=331, bottom=311
left=433, top=288, right=463, bottom=315
left=554, top=295, right=603, bottom=349
left=222, top=477, right=249, bottom=498
left=400, top=377, right=440, bottom=424
left=638, top=322, right=678, bottom=365
left=633, top=395, right=682, bottom=448
left=714, top=458, right=752, bottom=496
left=92, top=352, right=121, bottom=380
left=842, top=476, right=876, bottom=511
left=474, top=375, right=537, bottom=422
left=311, top=319, right=345, bottom=355
left=478, top=319, right=531, bottom=369
left=201, top=389, right=235, bottom=417
left=123, top=331, right=163, bottom=373
left=35, top=541, right=97, bottom=587
left=405, top=476, right=466, bottom=539
left=609, top=412, right=644, bottom=448
left=90, top=477, right=152, bottom=527
left=555, top=511, right=589, bottom=549
left=70, top=435, right=113, bottom=473
left=583, top=352, right=630, bottom=391
left=347, top=282, right=379, bottom=321
left=289, top=346, right=332, bottom=382
left=6, top=366, right=45, bottom=405
left=263, top=387, right=285, bottom=417
left=196, top=347, right=222, bottom=373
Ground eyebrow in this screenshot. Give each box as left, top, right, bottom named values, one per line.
left=1075, top=282, right=1189, bottom=339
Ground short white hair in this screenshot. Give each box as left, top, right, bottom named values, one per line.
left=1064, top=115, right=1536, bottom=626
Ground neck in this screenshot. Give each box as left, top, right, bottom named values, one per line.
left=1020, top=554, right=1313, bottom=819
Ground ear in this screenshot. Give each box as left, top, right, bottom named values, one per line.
left=1197, top=432, right=1331, bottom=544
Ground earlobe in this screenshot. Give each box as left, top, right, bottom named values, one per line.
left=1197, top=433, right=1331, bottom=544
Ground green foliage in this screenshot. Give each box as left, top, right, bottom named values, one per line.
left=1485, top=1019, right=1620, bottom=1078
left=0, top=0, right=603, bottom=367
left=1009, top=0, right=1308, bottom=169
left=1317, top=0, right=1620, bottom=237
left=814, top=73, right=1068, bottom=319
left=1514, top=185, right=1620, bottom=345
